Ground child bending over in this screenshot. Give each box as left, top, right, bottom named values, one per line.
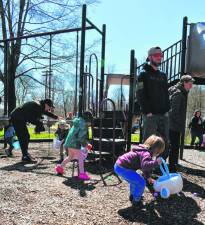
left=114, top=135, right=164, bottom=208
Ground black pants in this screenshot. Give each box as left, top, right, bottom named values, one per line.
left=11, top=118, right=30, bottom=157
left=169, top=129, right=180, bottom=168
left=190, top=131, right=203, bottom=146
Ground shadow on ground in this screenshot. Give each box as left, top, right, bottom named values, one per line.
left=118, top=193, right=203, bottom=225
left=178, top=164, right=205, bottom=179
left=182, top=177, right=205, bottom=199
left=63, top=177, right=97, bottom=197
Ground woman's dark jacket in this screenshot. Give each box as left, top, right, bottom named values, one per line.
left=189, top=116, right=204, bottom=134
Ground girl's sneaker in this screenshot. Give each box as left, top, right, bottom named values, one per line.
left=129, top=195, right=144, bottom=203
left=78, top=172, right=90, bottom=180
left=55, top=164, right=64, bottom=175
left=131, top=199, right=145, bottom=209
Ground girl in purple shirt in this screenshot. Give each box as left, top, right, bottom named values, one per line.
left=114, top=135, right=164, bottom=208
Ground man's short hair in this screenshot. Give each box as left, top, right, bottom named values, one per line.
left=146, top=46, right=162, bottom=61
left=148, top=47, right=162, bottom=56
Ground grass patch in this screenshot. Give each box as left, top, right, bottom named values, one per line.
left=0, top=126, right=56, bottom=140
left=28, top=127, right=56, bottom=139
left=131, top=131, right=192, bottom=145
left=0, top=126, right=193, bottom=144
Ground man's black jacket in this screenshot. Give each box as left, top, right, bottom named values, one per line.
left=10, top=101, right=58, bottom=126
left=137, top=64, right=170, bottom=114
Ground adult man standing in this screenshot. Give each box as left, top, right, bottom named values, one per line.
left=10, top=99, right=59, bottom=162
left=137, top=47, right=170, bottom=159
left=169, top=75, right=194, bottom=172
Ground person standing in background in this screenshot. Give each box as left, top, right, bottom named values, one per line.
left=188, top=110, right=204, bottom=148
left=168, top=75, right=194, bottom=172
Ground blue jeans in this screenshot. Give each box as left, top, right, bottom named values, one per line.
left=114, top=163, right=146, bottom=201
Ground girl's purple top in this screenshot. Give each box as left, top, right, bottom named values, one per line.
left=116, top=144, right=159, bottom=178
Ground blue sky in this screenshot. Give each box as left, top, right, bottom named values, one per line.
left=87, top=0, right=205, bottom=74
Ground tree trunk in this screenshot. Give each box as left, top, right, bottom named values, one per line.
left=8, top=62, right=16, bottom=114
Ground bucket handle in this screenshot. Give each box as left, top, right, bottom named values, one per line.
left=159, top=157, right=170, bottom=177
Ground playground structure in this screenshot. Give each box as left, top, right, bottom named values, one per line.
left=0, top=5, right=205, bottom=184
left=0, top=4, right=106, bottom=117
left=0, top=6, right=204, bottom=225
left=135, top=17, right=205, bottom=158
left=96, top=16, right=205, bottom=171
left=0, top=4, right=119, bottom=185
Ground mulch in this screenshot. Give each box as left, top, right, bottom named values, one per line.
left=0, top=143, right=204, bottom=225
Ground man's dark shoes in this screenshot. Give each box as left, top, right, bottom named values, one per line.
left=22, top=154, right=36, bottom=163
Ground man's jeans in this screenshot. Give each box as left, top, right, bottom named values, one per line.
left=142, top=113, right=169, bottom=160
left=114, top=163, right=145, bottom=201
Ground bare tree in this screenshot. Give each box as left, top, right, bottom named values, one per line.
left=62, top=90, right=75, bottom=116
left=49, top=75, right=75, bottom=116
left=109, top=86, right=122, bottom=110
left=0, top=0, right=98, bottom=113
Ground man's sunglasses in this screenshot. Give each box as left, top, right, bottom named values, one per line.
left=151, top=53, right=164, bottom=57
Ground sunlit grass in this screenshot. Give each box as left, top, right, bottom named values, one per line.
left=0, top=126, right=56, bottom=139
left=0, top=126, right=193, bottom=145
left=131, top=131, right=192, bottom=144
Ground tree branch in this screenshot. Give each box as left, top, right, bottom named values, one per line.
left=0, top=0, right=7, bottom=40
left=15, top=66, right=47, bottom=78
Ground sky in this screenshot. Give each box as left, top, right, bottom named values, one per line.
left=87, top=0, right=205, bottom=74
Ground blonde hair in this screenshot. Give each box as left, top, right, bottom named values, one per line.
left=144, top=135, right=165, bottom=156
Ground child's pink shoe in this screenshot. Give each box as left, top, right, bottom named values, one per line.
left=55, top=164, right=64, bottom=175
left=78, top=172, right=90, bottom=180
